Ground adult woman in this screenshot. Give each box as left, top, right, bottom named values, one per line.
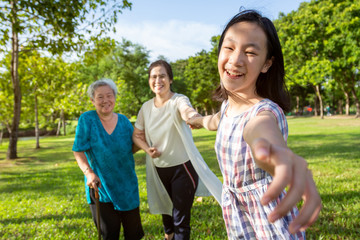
left=132, top=60, right=221, bottom=240
left=72, top=79, right=144, bottom=240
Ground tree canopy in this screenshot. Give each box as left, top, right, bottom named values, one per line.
left=0, top=0, right=132, bottom=159
left=0, top=0, right=359, bottom=159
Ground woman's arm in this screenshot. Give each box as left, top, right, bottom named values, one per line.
left=73, top=151, right=101, bottom=191
left=178, top=103, right=201, bottom=121
left=132, top=143, right=141, bottom=153
left=186, top=112, right=221, bottom=131
left=177, top=96, right=220, bottom=131
left=243, top=111, right=321, bottom=234
left=132, top=130, right=145, bottom=153
left=132, top=127, right=161, bottom=158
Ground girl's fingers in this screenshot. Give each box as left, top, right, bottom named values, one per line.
left=252, top=140, right=291, bottom=206
left=253, top=138, right=321, bottom=233
left=289, top=173, right=322, bottom=233
left=267, top=156, right=306, bottom=222
left=261, top=163, right=290, bottom=206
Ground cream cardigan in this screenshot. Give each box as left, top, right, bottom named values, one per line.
left=139, top=93, right=222, bottom=215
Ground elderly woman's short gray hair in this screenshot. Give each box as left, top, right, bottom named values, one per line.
left=87, top=78, right=118, bottom=100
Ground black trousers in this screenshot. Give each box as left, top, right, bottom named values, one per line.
left=89, top=188, right=144, bottom=240
left=156, top=161, right=199, bottom=240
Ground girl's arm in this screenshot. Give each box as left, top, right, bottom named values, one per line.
left=73, top=151, right=101, bottom=191
left=132, top=127, right=161, bottom=158
left=244, top=111, right=321, bottom=234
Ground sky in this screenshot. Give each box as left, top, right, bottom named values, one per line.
left=108, top=0, right=310, bottom=62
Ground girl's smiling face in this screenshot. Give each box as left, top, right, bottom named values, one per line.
left=218, top=21, right=273, bottom=97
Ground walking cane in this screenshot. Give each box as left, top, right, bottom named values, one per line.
left=95, top=189, right=101, bottom=240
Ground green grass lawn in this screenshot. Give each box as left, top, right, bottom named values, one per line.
left=0, top=117, right=359, bottom=239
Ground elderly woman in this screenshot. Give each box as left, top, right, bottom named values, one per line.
left=72, top=79, right=144, bottom=240
left=132, top=60, right=222, bottom=240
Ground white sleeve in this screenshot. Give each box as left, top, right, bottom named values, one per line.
left=134, top=105, right=145, bottom=131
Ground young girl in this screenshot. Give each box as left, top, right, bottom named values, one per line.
left=187, top=10, right=321, bottom=239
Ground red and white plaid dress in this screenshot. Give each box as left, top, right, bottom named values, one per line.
left=215, top=99, right=305, bottom=240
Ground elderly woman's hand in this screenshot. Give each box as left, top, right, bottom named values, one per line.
left=85, top=171, right=101, bottom=192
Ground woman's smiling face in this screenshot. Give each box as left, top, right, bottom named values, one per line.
left=149, top=65, right=172, bottom=96
left=91, top=85, right=115, bottom=116
left=218, top=21, right=273, bottom=96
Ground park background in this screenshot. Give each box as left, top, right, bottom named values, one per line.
left=0, top=0, right=359, bottom=239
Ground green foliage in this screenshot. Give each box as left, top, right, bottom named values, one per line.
left=0, top=0, right=133, bottom=159
left=184, top=36, right=221, bottom=114
left=78, top=38, right=152, bottom=117
left=0, top=117, right=359, bottom=239
left=275, top=0, right=360, bottom=115
left=171, top=59, right=189, bottom=96
left=0, top=0, right=132, bottom=53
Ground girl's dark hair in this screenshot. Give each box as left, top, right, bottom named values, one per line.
left=148, top=60, right=173, bottom=80
left=213, top=10, right=290, bottom=112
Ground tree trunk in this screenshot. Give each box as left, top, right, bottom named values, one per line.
left=34, top=92, right=40, bottom=149
left=0, top=124, right=3, bottom=145
left=313, top=95, right=318, bottom=116
left=296, top=96, right=300, bottom=115
left=344, top=91, right=350, bottom=116
left=7, top=1, right=21, bottom=160
left=61, top=109, right=66, bottom=136
left=315, top=85, right=324, bottom=119
left=338, top=99, right=343, bottom=115
left=56, top=118, right=61, bottom=137
left=350, top=85, right=360, bottom=118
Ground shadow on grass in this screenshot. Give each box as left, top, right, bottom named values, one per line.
left=0, top=211, right=91, bottom=225
left=288, top=133, right=360, bottom=160
left=192, top=133, right=216, bottom=143
left=321, top=191, right=360, bottom=204
left=0, top=165, right=83, bottom=195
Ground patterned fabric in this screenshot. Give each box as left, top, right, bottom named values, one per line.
left=215, top=99, right=305, bottom=239
left=72, top=110, right=140, bottom=211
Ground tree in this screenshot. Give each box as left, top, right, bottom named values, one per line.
left=0, top=0, right=132, bottom=159
left=171, top=59, right=190, bottom=97
left=326, top=0, right=360, bottom=117
left=184, top=36, right=220, bottom=114
left=276, top=0, right=360, bottom=118
left=276, top=1, right=331, bottom=118
left=78, top=38, right=151, bottom=117
left=0, top=54, right=13, bottom=143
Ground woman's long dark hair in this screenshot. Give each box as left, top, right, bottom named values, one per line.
left=213, top=10, right=291, bottom=112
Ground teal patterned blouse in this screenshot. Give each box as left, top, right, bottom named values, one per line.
left=72, top=110, right=139, bottom=211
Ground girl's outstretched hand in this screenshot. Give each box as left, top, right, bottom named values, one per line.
left=252, top=138, right=322, bottom=234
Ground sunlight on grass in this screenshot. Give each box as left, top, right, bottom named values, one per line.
left=0, top=117, right=359, bottom=239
